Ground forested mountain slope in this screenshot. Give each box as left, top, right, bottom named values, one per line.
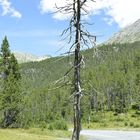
left=19, top=41, right=140, bottom=126
left=21, top=41, right=140, bottom=91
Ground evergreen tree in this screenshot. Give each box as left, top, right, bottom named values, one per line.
left=0, top=36, right=11, bottom=78
left=0, top=36, right=21, bottom=128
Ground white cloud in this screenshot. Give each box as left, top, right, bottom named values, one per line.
left=103, top=17, right=114, bottom=26
left=39, top=0, right=140, bottom=28
left=39, top=0, right=71, bottom=20
left=0, top=0, right=21, bottom=18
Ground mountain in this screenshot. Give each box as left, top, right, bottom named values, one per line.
left=14, top=51, right=50, bottom=63
left=106, top=19, right=140, bottom=44
left=36, top=55, right=51, bottom=62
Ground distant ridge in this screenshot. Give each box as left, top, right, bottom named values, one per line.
left=13, top=51, right=51, bottom=63
left=105, top=19, right=140, bottom=44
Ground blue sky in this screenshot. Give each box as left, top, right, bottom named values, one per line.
left=0, top=0, right=139, bottom=56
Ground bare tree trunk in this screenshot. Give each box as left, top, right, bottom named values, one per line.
left=54, top=0, right=96, bottom=139
left=72, top=0, right=82, bottom=139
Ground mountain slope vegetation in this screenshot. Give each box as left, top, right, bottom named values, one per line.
left=18, top=41, right=140, bottom=127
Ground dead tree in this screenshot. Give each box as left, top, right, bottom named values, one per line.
left=55, top=0, right=96, bottom=139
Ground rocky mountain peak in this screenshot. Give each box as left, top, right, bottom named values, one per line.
left=105, top=19, right=140, bottom=44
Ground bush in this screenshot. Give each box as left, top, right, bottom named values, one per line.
left=124, top=122, right=128, bottom=126
left=132, top=103, right=140, bottom=110
left=92, top=117, right=100, bottom=122
left=135, top=111, right=140, bottom=115
left=39, top=121, right=47, bottom=131
left=134, top=124, right=140, bottom=128
left=91, top=115, right=102, bottom=123
left=113, top=113, right=118, bottom=116
left=131, top=114, right=137, bottom=118
left=115, top=117, right=125, bottom=122
left=100, top=122, right=107, bottom=127
left=87, top=124, right=93, bottom=129
left=48, top=123, right=54, bottom=130
left=48, top=119, right=68, bottom=130
left=130, top=122, right=134, bottom=127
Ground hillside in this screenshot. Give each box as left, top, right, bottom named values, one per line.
left=106, top=19, right=140, bottom=44
left=21, top=41, right=140, bottom=91
left=19, top=41, right=140, bottom=127
left=9, top=19, right=140, bottom=127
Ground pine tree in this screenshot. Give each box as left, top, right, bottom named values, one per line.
left=0, top=36, right=11, bottom=79
left=0, top=36, right=21, bottom=128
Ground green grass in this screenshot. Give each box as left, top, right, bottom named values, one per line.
left=0, top=110, right=140, bottom=140
left=82, top=111, right=140, bottom=130
left=0, top=128, right=71, bottom=140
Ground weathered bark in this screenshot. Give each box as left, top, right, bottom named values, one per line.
left=55, top=0, right=95, bottom=139
left=72, top=0, right=82, bottom=140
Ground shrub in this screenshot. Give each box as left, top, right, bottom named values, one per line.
left=39, top=121, right=47, bottom=131
left=134, top=124, right=140, bottom=128
left=48, top=123, right=54, bottom=130
left=115, top=117, right=125, bottom=122
left=87, top=124, right=93, bottom=129
left=48, top=119, right=68, bottom=130
left=113, top=113, right=118, bottom=116
left=131, top=114, right=137, bottom=118
left=100, top=122, right=107, bottom=127
left=92, top=117, right=100, bottom=122
left=131, top=103, right=140, bottom=110
left=124, top=122, right=128, bottom=126
left=135, top=111, right=140, bottom=115
left=130, top=122, right=134, bottom=127
left=91, top=115, right=102, bottom=123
